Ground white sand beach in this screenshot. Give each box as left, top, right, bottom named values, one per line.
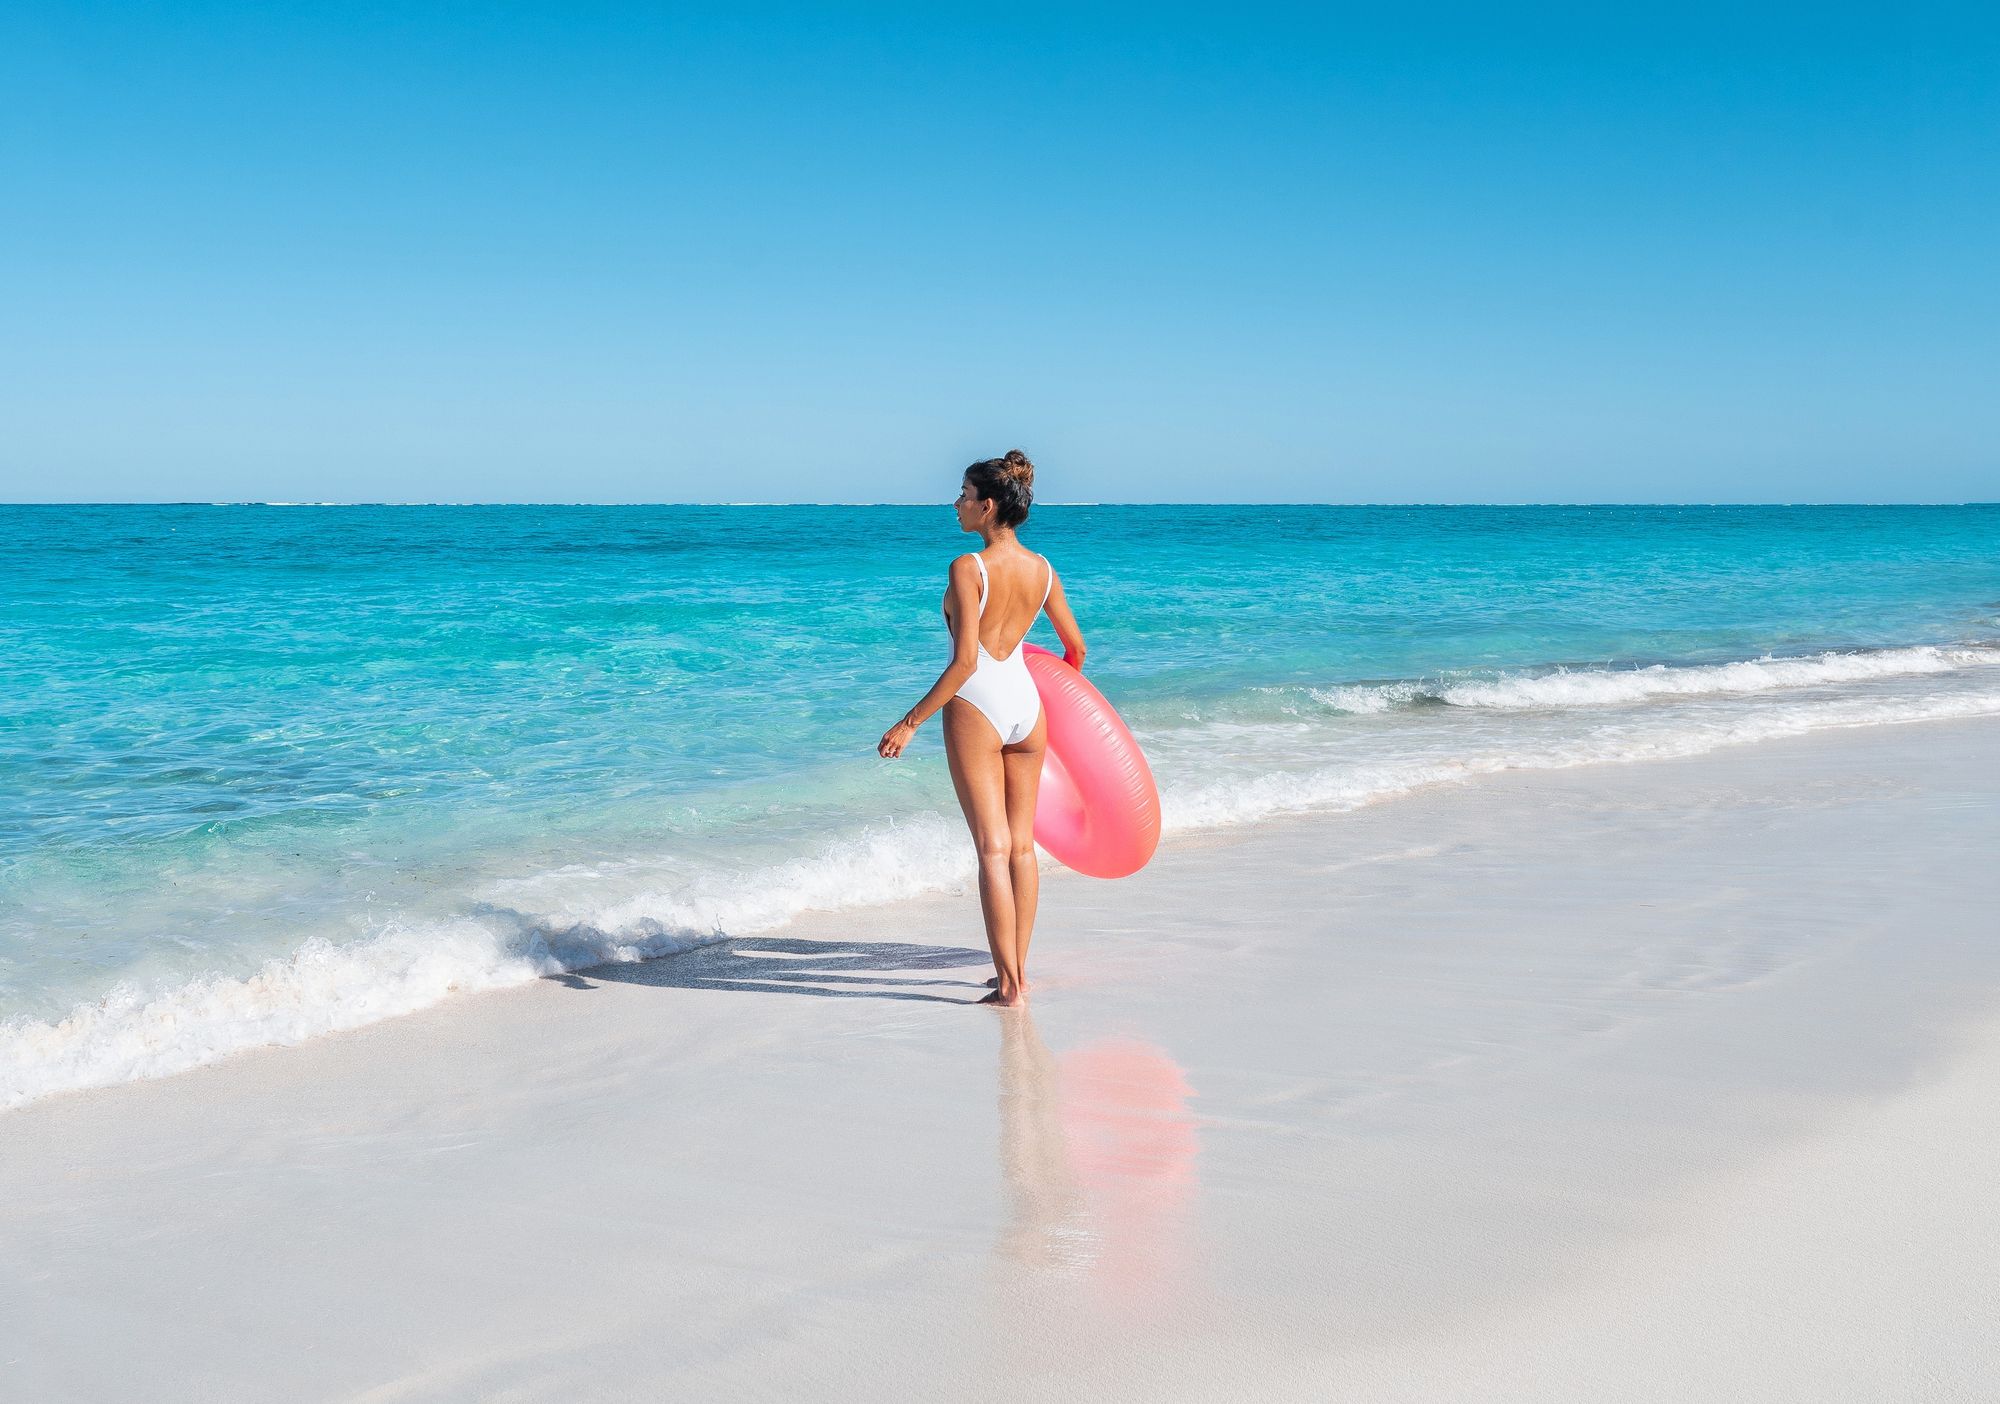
left=4, top=718, right=1997, bottom=1402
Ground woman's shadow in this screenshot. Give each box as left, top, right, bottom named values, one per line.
left=550, top=935, right=992, bottom=1004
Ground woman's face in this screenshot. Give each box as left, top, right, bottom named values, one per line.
left=954, top=477, right=987, bottom=533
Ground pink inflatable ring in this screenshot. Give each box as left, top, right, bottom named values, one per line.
left=1022, top=643, right=1161, bottom=879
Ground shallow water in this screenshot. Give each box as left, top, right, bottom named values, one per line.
left=2, top=503, right=1996, bottom=1104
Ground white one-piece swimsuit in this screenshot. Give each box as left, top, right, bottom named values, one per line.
left=949, top=552, right=1054, bottom=745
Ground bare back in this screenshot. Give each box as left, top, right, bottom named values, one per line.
left=943, top=547, right=1051, bottom=659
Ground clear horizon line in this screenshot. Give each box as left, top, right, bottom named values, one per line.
left=4, top=500, right=1997, bottom=510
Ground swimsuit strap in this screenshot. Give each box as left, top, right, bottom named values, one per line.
left=1039, top=554, right=1054, bottom=611
left=970, top=553, right=989, bottom=616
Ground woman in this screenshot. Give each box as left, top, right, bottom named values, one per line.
left=877, top=450, right=1086, bottom=1007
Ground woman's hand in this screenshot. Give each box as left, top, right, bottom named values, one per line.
left=878, top=718, right=918, bottom=758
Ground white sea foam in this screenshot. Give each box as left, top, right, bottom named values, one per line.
left=0, top=922, right=555, bottom=1111
left=5, top=646, right=1998, bottom=1112
left=1435, top=645, right=1985, bottom=709
left=1163, top=686, right=2000, bottom=831
left=0, top=814, right=975, bottom=1110
left=1294, top=645, right=1994, bottom=715
left=1305, top=680, right=1426, bottom=714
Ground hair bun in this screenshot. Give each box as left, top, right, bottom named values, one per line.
left=1000, top=449, right=1035, bottom=484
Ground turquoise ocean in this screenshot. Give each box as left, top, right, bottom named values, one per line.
left=3, top=503, right=1997, bottom=1107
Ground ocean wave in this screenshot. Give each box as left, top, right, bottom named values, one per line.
left=1294, top=645, right=1994, bottom=716
left=1164, top=687, right=2000, bottom=830
left=0, top=815, right=974, bottom=1111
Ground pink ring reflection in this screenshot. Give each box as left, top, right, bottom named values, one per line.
left=996, top=1015, right=1200, bottom=1304
left=1059, top=1038, right=1200, bottom=1299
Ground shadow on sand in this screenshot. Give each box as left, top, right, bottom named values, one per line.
left=549, top=935, right=992, bottom=1004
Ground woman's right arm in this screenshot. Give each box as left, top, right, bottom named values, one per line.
left=1043, top=568, right=1087, bottom=671
left=877, top=555, right=983, bottom=758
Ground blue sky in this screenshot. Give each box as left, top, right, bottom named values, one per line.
left=2, top=3, right=1993, bottom=503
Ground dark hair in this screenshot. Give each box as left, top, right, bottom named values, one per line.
left=963, top=449, right=1035, bottom=528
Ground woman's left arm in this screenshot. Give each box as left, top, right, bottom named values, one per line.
left=878, top=555, right=984, bottom=758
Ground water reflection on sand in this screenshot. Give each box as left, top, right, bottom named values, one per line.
left=994, top=1008, right=1200, bottom=1301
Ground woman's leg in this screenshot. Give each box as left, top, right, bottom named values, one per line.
left=942, top=700, right=1024, bottom=1005
left=1001, top=717, right=1048, bottom=983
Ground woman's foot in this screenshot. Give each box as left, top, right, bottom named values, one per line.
left=984, top=976, right=1032, bottom=990
left=978, top=988, right=1025, bottom=1008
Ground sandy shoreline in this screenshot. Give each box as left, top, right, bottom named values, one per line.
left=4, top=718, right=1998, bottom=1401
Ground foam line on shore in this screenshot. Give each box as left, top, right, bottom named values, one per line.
left=1296, top=644, right=1994, bottom=716
left=1166, top=689, right=2000, bottom=829
left=0, top=815, right=973, bottom=1110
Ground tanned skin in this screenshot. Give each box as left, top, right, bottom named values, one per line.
left=877, top=476, right=1087, bottom=1006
